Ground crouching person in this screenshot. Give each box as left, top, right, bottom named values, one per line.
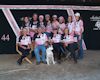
left=62, top=28, right=78, bottom=63
left=17, top=28, right=31, bottom=65
left=33, top=27, right=48, bottom=65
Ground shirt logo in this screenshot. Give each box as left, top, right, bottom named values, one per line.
left=90, top=16, right=100, bottom=31
left=95, top=21, right=100, bottom=29
left=93, top=21, right=100, bottom=30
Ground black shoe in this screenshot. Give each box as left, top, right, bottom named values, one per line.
left=43, top=61, right=47, bottom=64
left=41, top=61, right=47, bottom=64
left=36, top=62, right=40, bottom=65
left=17, top=59, right=22, bottom=65
left=74, top=60, right=77, bottom=64
left=57, top=60, right=61, bottom=64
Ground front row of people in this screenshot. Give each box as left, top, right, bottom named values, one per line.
left=17, top=26, right=79, bottom=65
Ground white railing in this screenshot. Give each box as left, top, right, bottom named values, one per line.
left=0, top=5, right=100, bottom=37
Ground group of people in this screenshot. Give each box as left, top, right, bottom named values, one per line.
left=17, top=12, right=84, bottom=65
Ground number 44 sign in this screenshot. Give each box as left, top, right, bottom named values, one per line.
left=1, top=34, right=10, bottom=41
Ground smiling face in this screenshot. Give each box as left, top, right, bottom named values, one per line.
left=64, top=28, right=69, bottom=35
left=24, top=17, right=29, bottom=23
left=59, top=16, right=64, bottom=23
left=53, top=29, right=58, bottom=34
left=22, top=28, right=28, bottom=36
left=39, top=15, right=44, bottom=22
left=37, top=27, right=42, bottom=33
left=53, top=17, right=57, bottom=21
left=75, top=16, right=80, bottom=21
left=59, top=17, right=64, bottom=23
left=68, top=16, right=72, bottom=23
left=45, top=14, right=50, bottom=21
left=32, top=14, right=38, bottom=21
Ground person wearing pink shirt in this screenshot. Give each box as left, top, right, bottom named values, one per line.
left=51, top=28, right=62, bottom=64
left=75, top=12, right=84, bottom=59
left=30, top=13, right=38, bottom=39
left=67, top=16, right=75, bottom=36
left=21, top=16, right=31, bottom=29
left=33, top=27, right=48, bottom=65
left=20, top=16, right=31, bottom=36
left=17, top=28, right=31, bottom=65
left=38, top=15, right=45, bottom=28
left=45, top=14, right=52, bottom=37
left=58, top=16, right=66, bottom=35
left=52, top=15, right=59, bottom=30
left=62, top=28, right=78, bottom=63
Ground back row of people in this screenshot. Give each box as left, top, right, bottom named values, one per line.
left=17, top=12, right=84, bottom=65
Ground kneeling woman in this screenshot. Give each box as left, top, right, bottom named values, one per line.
left=62, top=29, right=78, bottom=63
left=17, top=28, right=31, bottom=65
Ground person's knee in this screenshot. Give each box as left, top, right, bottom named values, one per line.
left=34, top=48, right=39, bottom=54
left=41, top=46, right=46, bottom=54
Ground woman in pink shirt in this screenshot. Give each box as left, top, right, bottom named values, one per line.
left=58, top=16, right=66, bottom=35
left=51, top=28, right=62, bottom=64
left=52, top=15, right=59, bottom=30
left=20, top=16, right=31, bottom=35
left=45, top=14, right=52, bottom=37
left=17, top=28, right=31, bottom=65
left=62, top=28, right=78, bottom=63
left=67, top=16, right=75, bottom=36
left=74, top=12, right=84, bottom=59
left=30, top=13, right=38, bottom=39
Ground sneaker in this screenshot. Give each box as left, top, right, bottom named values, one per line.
left=41, top=61, right=47, bottom=64
left=17, top=59, right=22, bottom=65
left=36, top=62, right=40, bottom=65
left=43, top=61, right=47, bottom=64
left=57, top=60, right=61, bottom=64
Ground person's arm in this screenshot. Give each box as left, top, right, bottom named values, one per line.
left=70, top=22, right=75, bottom=36
left=32, top=33, right=38, bottom=48
left=27, top=44, right=31, bottom=49
left=80, top=20, right=84, bottom=34
left=64, top=35, right=74, bottom=46
left=30, top=28, right=38, bottom=33
left=79, top=20, right=84, bottom=40
left=18, top=44, right=27, bottom=49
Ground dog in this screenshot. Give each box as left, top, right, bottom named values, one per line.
left=46, top=45, right=55, bottom=65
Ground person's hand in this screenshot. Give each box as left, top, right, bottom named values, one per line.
left=49, top=39, right=52, bottom=43
left=65, top=43, right=68, bottom=46
left=27, top=46, right=30, bottom=49
left=34, top=43, right=38, bottom=48
left=19, top=44, right=26, bottom=49
left=61, top=40, right=64, bottom=43
left=23, top=46, right=26, bottom=50
left=79, top=35, right=81, bottom=40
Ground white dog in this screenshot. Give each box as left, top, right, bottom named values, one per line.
left=46, top=45, right=55, bottom=65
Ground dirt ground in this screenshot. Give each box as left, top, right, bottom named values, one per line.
left=0, top=50, right=100, bottom=80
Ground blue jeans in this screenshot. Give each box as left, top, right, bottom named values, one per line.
left=34, top=45, right=46, bottom=62
left=78, top=38, right=84, bottom=59
left=75, top=35, right=84, bottom=59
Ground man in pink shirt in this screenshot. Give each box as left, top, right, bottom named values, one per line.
left=75, top=12, right=84, bottom=59
left=33, top=27, right=48, bottom=65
